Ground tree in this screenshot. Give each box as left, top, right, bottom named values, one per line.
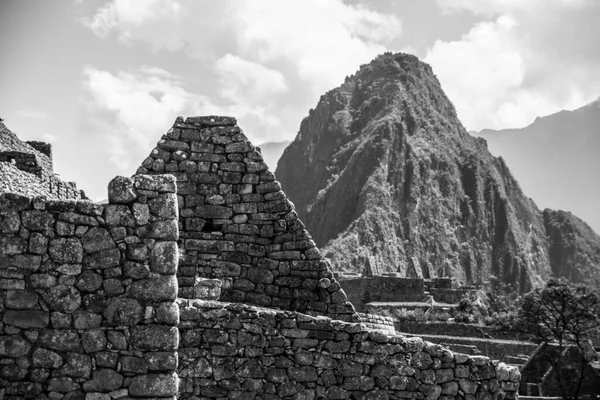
left=516, top=279, right=600, bottom=399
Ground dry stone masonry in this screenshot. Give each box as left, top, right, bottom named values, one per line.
left=177, top=299, right=520, bottom=400
left=0, top=121, right=84, bottom=200
left=136, top=116, right=358, bottom=322
left=0, top=175, right=179, bottom=399
left=0, top=116, right=522, bottom=399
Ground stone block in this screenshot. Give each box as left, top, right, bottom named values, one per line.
left=49, top=237, right=83, bottom=263
left=150, top=241, right=178, bottom=274
left=37, top=329, right=80, bottom=352
left=131, top=325, right=179, bottom=351
left=32, top=347, right=63, bottom=368
left=82, top=227, right=115, bottom=253
left=2, top=310, right=49, bottom=328
left=108, top=176, right=137, bottom=204
left=129, top=372, right=179, bottom=397
left=130, top=276, right=178, bottom=302
left=104, top=298, right=143, bottom=326
left=6, top=289, right=39, bottom=309
left=82, top=369, right=124, bottom=392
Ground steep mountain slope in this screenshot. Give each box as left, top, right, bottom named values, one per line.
left=257, top=140, right=291, bottom=171
left=477, top=99, right=600, bottom=234
left=276, top=52, right=600, bottom=293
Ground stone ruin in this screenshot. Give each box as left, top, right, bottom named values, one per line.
left=0, top=116, right=521, bottom=399
left=0, top=121, right=84, bottom=200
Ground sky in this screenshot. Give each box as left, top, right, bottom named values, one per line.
left=1, top=0, right=599, bottom=203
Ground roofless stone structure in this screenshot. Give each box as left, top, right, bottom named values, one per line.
left=136, top=116, right=358, bottom=322
left=0, top=116, right=521, bottom=399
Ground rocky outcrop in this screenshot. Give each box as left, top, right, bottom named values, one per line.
left=276, top=52, right=600, bottom=293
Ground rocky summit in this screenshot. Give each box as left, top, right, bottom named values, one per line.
left=276, top=52, right=600, bottom=293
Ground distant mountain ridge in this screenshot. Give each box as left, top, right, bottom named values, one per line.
left=476, top=98, right=600, bottom=235
left=276, top=52, right=600, bottom=292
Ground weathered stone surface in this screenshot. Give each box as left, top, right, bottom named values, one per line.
left=129, top=372, right=178, bottom=397
left=82, top=369, right=124, bottom=392
left=37, top=329, right=80, bottom=351
left=6, top=289, right=38, bottom=309
left=108, top=176, right=137, bottom=204
left=3, top=309, right=49, bottom=328
left=104, top=204, right=135, bottom=227
left=131, top=325, right=179, bottom=351
left=104, top=297, right=143, bottom=326
left=58, top=353, right=92, bottom=378
left=49, top=238, right=83, bottom=263
left=85, top=248, right=120, bottom=269
left=0, top=335, right=32, bottom=357
left=32, top=348, right=63, bottom=368
left=82, top=227, right=115, bottom=253
left=81, top=329, right=107, bottom=353
left=76, top=270, right=103, bottom=292
left=150, top=241, right=178, bottom=274
left=44, top=285, right=81, bottom=313
left=129, top=276, right=178, bottom=302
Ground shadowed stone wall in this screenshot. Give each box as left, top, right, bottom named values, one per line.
left=137, top=116, right=357, bottom=322
left=0, top=175, right=179, bottom=399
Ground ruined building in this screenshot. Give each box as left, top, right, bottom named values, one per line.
left=0, top=121, right=84, bottom=200
left=0, top=118, right=520, bottom=399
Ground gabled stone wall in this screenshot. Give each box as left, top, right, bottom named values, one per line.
left=137, top=116, right=357, bottom=322
left=0, top=175, right=179, bottom=399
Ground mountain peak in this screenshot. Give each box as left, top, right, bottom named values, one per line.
left=276, top=52, right=600, bottom=293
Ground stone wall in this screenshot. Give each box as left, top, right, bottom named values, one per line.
left=338, top=277, right=426, bottom=312
left=137, top=116, right=357, bottom=322
left=0, top=175, right=179, bottom=399
left=178, top=299, right=521, bottom=400
left=0, top=122, right=84, bottom=201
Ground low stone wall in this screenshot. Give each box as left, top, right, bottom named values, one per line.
left=0, top=175, right=179, bottom=399
left=178, top=299, right=520, bottom=400
left=357, top=312, right=395, bottom=334
left=338, top=276, right=426, bottom=311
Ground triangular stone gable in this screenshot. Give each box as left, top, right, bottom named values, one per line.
left=137, top=116, right=357, bottom=321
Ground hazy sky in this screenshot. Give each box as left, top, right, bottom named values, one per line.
left=1, top=0, right=599, bottom=202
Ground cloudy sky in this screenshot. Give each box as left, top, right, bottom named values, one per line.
left=1, top=0, right=599, bottom=202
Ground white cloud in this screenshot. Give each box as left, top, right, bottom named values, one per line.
left=427, top=1, right=600, bottom=130
left=78, top=0, right=402, bottom=105
left=233, top=0, right=402, bottom=97
left=80, top=0, right=184, bottom=51
left=81, top=65, right=218, bottom=170
left=215, top=54, right=288, bottom=103
left=16, top=110, right=48, bottom=119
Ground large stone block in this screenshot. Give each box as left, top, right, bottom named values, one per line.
left=129, top=372, right=179, bottom=397
left=82, top=227, right=115, bottom=253
left=44, top=285, right=81, bottom=313
left=5, top=289, right=39, bottom=309
left=82, top=369, right=124, bottom=392
left=130, top=276, right=178, bottom=302
left=131, top=325, right=179, bottom=351
left=103, top=297, right=143, bottom=326
left=2, top=310, right=49, bottom=328
left=150, top=241, right=178, bottom=274
left=0, top=335, right=32, bottom=357
left=108, top=176, right=137, bottom=204
left=49, top=238, right=83, bottom=263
